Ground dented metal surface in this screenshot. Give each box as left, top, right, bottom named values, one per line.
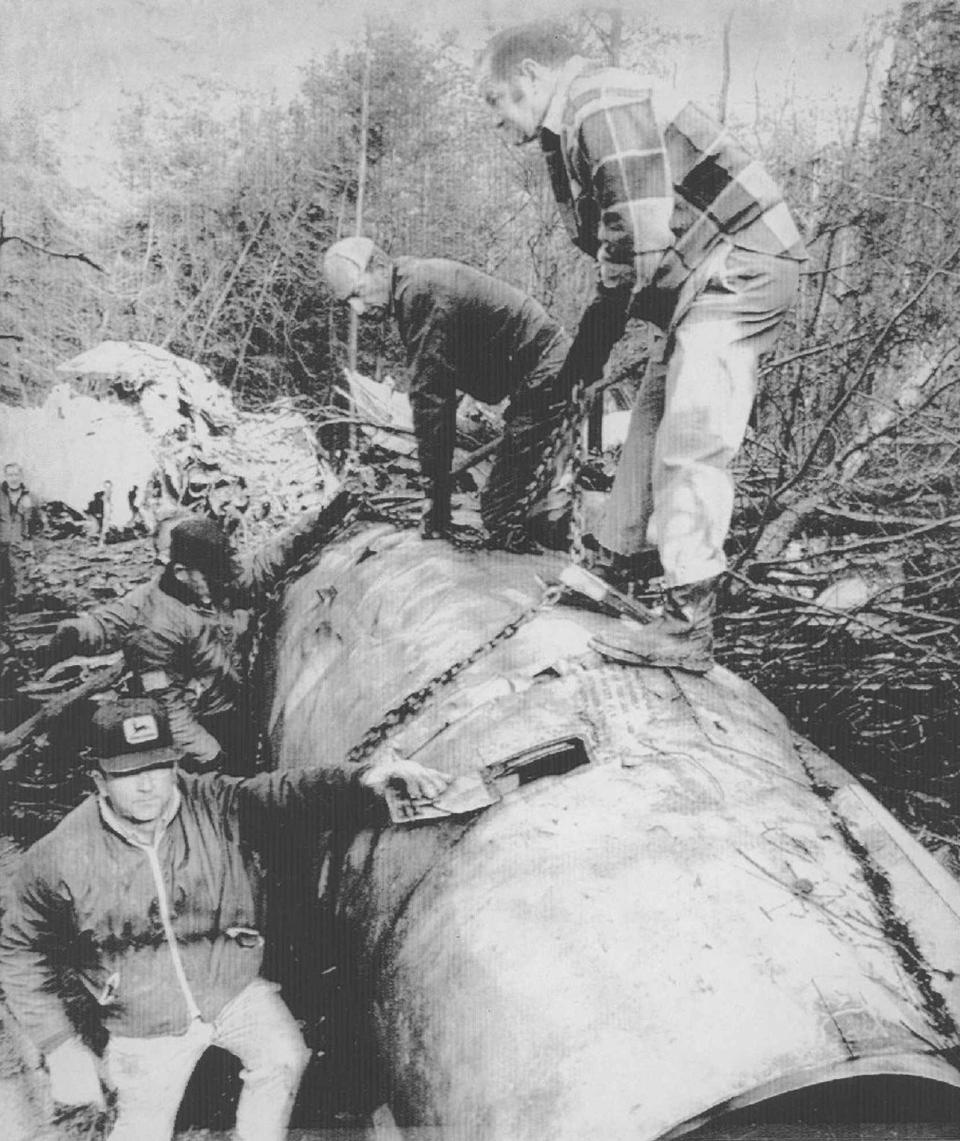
left=268, top=525, right=960, bottom=1140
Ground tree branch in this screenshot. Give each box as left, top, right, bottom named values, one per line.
left=0, top=213, right=104, bottom=272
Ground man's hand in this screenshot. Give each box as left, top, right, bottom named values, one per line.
left=630, top=283, right=679, bottom=332
left=360, top=756, right=452, bottom=801
left=45, top=1037, right=105, bottom=1109
left=556, top=284, right=631, bottom=395
left=37, top=621, right=82, bottom=671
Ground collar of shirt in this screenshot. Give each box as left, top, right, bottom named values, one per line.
left=388, top=262, right=399, bottom=321
left=98, top=786, right=182, bottom=849
left=540, top=56, right=590, bottom=137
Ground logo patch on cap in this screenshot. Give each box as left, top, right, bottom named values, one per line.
left=123, top=714, right=160, bottom=745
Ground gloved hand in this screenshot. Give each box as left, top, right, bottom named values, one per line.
left=630, top=283, right=680, bottom=332
left=179, top=750, right=225, bottom=775
left=37, top=621, right=82, bottom=671
left=45, top=1036, right=104, bottom=1109
left=555, top=284, right=631, bottom=396
left=420, top=494, right=452, bottom=540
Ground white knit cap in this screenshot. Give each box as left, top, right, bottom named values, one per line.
left=322, top=236, right=376, bottom=301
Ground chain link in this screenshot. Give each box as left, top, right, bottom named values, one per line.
left=247, top=496, right=364, bottom=765
left=484, top=378, right=588, bottom=553
left=247, top=385, right=586, bottom=766
left=567, top=382, right=588, bottom=566
left=343, top=581, right=563, bottom=768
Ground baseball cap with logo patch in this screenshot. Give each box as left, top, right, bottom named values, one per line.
left=88, top=698, right=182, bottom=775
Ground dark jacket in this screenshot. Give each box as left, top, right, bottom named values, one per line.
left=57, top=498, right=355, bottom=767
left=0, top=763, right=373, bottom=1051
left=67, top=570, right=245, bottom=766
left=392, top=258, right=569, bottom=497
left=0, top=482, right=38, bottom=545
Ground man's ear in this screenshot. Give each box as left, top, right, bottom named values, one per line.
left=519, top=57, right=544, bottom=82
left=90, top=769, right=107, bottom=795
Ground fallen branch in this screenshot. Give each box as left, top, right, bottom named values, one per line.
left=748, top=511, right=960, bottom=568
left=0, top=657, right=124, bottom=772
left=451, top=435, right=500, bottom=476
left=724, top=569, right=958, bottom=665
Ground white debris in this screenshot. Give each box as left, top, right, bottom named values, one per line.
left=1, top=342, right=334, bottom=541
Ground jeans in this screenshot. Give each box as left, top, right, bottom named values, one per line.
left=103, top=978, right=310, bottom=1141
left=598, top=245, right=800, bottom=586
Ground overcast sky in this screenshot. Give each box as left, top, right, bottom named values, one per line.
left=3, top=0, right=897, bottom=198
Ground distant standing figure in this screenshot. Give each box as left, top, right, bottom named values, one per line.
left=86, top=480, right=113, bottom=546
left=128, top=485, right=147, bottom=534
left=0, top=462, right=40, bottom=613
left=323, top=238, right=575, bottom=549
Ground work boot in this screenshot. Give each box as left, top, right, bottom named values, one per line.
left=589, top=577, right=718, bottom=674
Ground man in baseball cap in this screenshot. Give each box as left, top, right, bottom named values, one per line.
left=0, top=697, right=449, bottom=1141
left=89, top=696, right=182, bottom=773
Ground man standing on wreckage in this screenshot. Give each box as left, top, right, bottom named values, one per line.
left=322, top=238, right=575, bottom=550
left=477, top=21, right=807, bottom=673
left=0, top=697, right=449, bottom=1141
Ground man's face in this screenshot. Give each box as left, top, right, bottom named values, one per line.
left=479, top=61, right=548, bottom=145
left=175, top=563, right=235, bottom=608
left=347, top=267, right=391, bottom=318
left=4, top=465, right=22, bottom=490
left=95, top=763, right=178, bottom=827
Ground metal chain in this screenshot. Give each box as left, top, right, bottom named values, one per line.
left=567, top=383, right=588, bottom=566
left=343, top=581, right=563, bottom=768
left=484, top=378, right=588, bottom=552
left=333, top=394, right=588, bottom=765
left=247, top=497, right=364, bottom=765
left=245, top=385, right=587, bottom=766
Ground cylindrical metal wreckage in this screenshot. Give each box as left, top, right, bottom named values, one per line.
left=268, top=524, right=960, bottom=1140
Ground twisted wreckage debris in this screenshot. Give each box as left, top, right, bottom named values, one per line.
left=0, top=341, right=335, bottom=542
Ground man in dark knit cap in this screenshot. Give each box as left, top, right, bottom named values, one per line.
left=43, top=494, right=356, bottom=771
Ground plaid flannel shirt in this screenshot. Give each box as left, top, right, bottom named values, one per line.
left=539, top=59, right=806, bottom=297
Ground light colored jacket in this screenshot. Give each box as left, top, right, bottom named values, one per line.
left=0, top=765, right=373, bottom=1051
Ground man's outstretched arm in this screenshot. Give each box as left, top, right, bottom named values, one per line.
left=217, top=753, right=452, bottom=836
left=241, top=487, right=363, bottom=604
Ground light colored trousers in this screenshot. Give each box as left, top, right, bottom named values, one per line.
left=598, top=245, right=801, bottom=587
left=104, top=978, right=311, bottom=1141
